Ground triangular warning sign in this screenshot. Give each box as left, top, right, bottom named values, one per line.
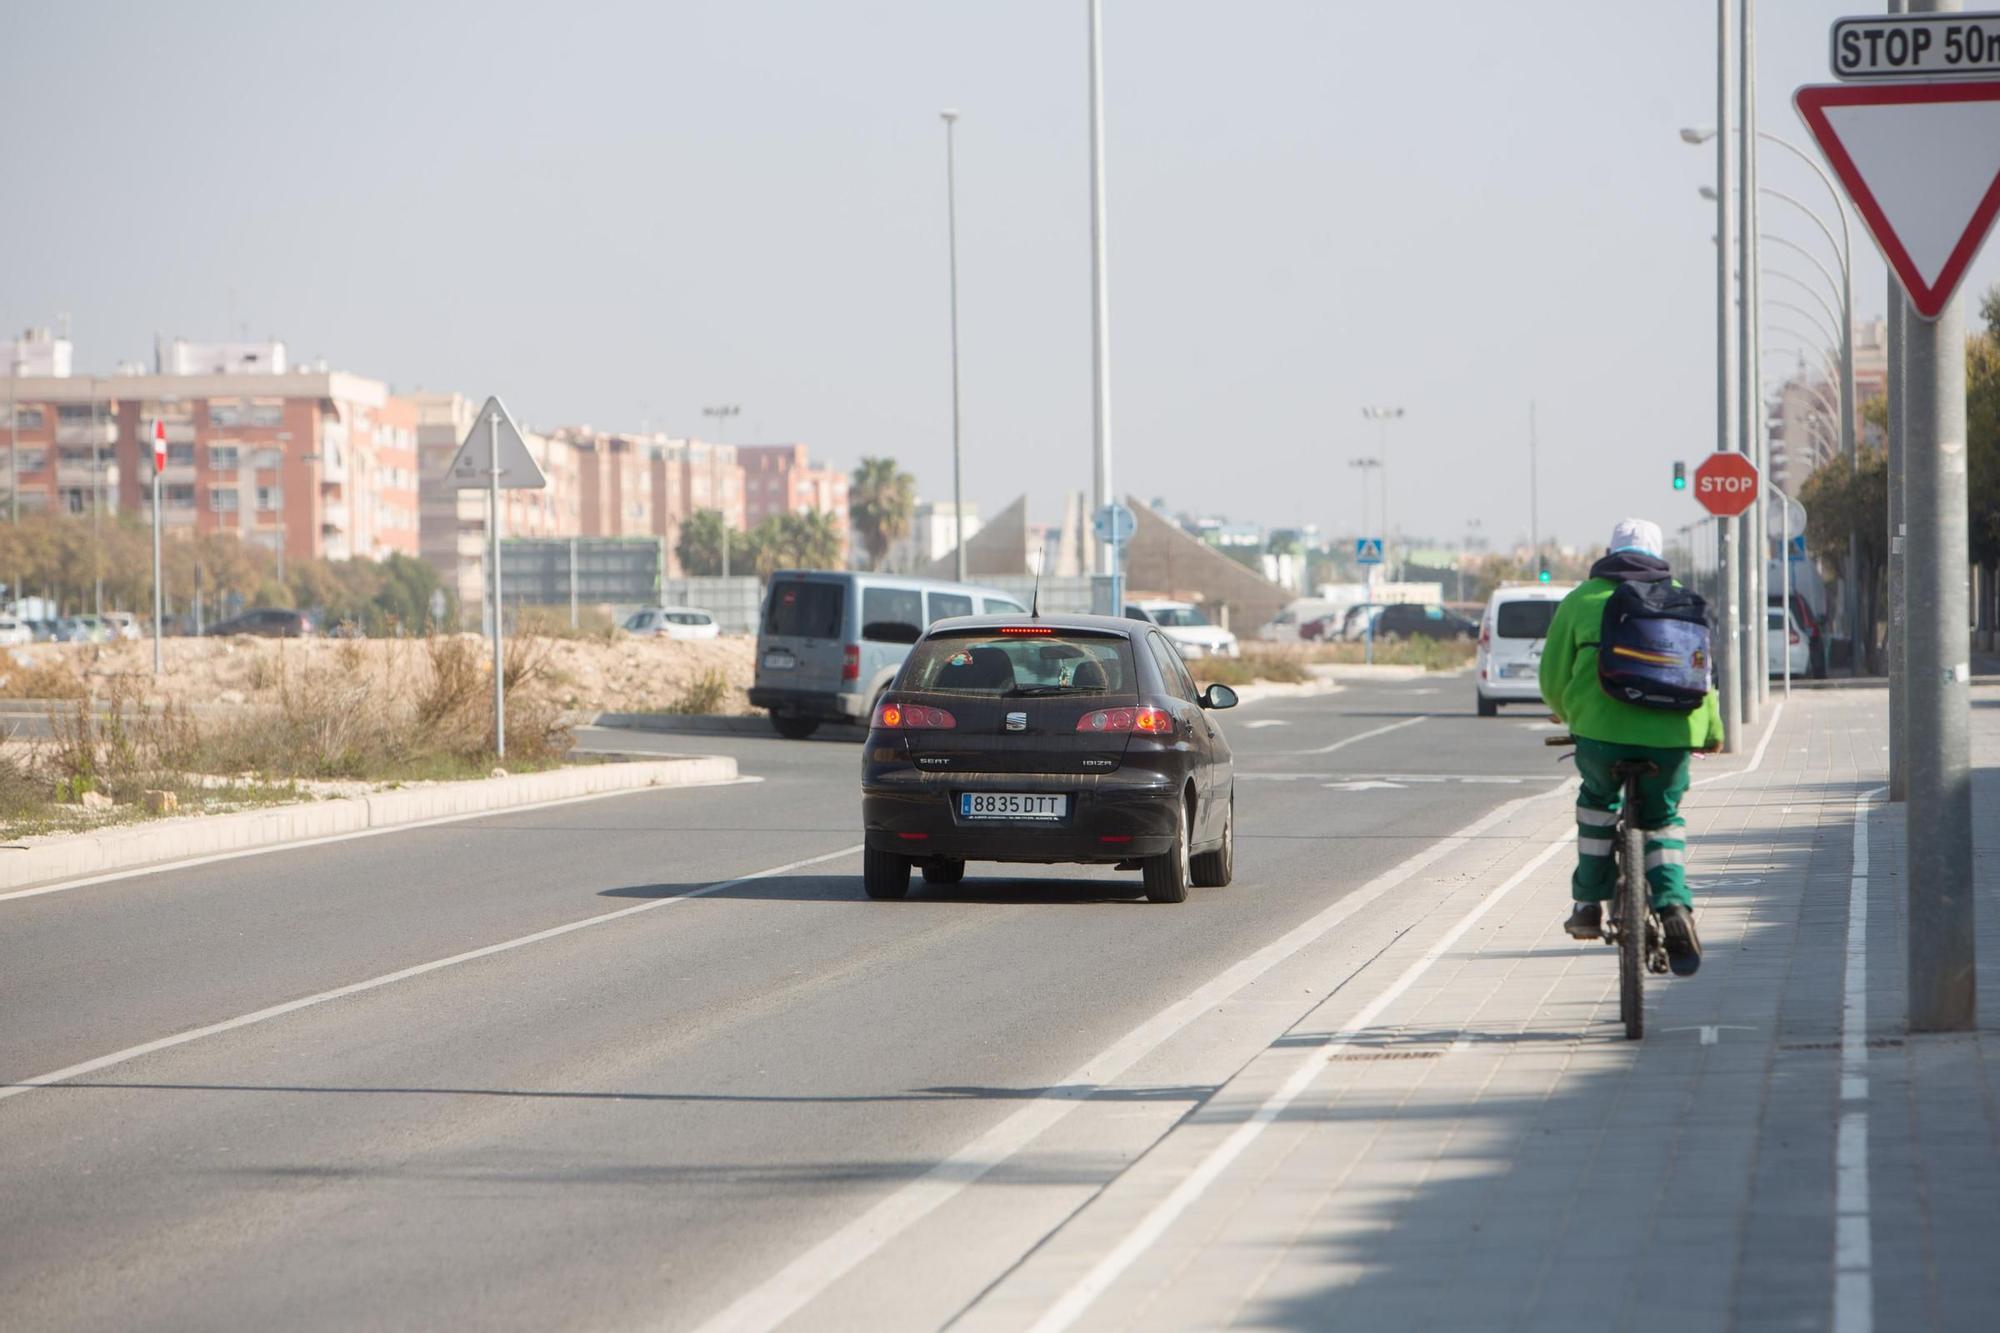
left=1796, top=81, right=2000, bottom=321
left=446, top=395, right=548, bottom=491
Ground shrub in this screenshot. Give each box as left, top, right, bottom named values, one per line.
left=669, top=669, right=733, bottom=715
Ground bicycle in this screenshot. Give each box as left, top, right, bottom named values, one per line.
left=1548, top=734, right=1667, bottom=1040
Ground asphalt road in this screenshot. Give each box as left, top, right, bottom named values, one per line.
left=0, top=670, right=1576, bottom=1331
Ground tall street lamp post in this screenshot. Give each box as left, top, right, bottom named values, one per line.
left=1086, top=0, right=1116, bottom=603
left=1360, top=406, right=1403, bottom=581
left=941, top=108, right=968, bottom=584
left=702, top=404, right=740, bottom=579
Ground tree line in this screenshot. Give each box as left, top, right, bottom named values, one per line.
left=0, top=514, right=453, bottom=634
left=1796, top=284, right=2000, bottom=668
left=675, top=456, right=921, bottom=576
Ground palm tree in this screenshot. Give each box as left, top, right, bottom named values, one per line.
left=849, top=457, right=915, bottom=571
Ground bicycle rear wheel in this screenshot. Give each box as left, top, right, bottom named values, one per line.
left=1619, top=792, right=1646, bottom=1041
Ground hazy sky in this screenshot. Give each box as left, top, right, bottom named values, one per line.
left=6, top=1, right=1994, bottom=553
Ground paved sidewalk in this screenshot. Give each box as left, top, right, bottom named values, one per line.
left=959, top=687, right=1999, bottom=1332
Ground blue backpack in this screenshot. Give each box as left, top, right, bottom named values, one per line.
left=1596, top=579, right=1712, bottom=712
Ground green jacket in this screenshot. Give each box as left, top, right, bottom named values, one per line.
left=1538, top=572, right=1725, bottom=751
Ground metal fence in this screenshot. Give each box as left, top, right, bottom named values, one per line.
left=500, top=538, right=665, bottom=611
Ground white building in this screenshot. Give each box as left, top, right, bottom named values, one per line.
left=157, top=338, right=288, bottom=376
left=3, top=328, right=73, bottom=377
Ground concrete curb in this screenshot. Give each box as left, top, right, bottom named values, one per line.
left=1229, top=678, right=1345, bottom=708
left=0, top=755, right=738, bottom=893
left=593, top=711, right=778, bottom=736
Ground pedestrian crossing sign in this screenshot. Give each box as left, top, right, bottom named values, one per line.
left=1355, top=537, right=1385, bottom=566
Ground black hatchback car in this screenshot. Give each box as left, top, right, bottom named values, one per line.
left=860, top=614, right=1237, bottom=903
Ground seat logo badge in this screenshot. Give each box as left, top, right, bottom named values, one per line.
left=1005, top=711, right=1028, bottom=732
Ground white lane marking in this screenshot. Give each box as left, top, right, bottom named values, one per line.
left=1323, top=780, right=1406, bottom=792
left=0, top=844, right=862, bottom=1106
left=1276, top=715, right=1426, bottom=757
left=0, top=775, right=764, bottom=906
left=694, top=784, right=1570, bottom=1333
left=1697, top=701, right=1786, bottom=785
left=1027, top=833, right=1572, bottom=1332
left=1835, top=787, right=1884, bottom=1333
left=1242, top=720, right=1289, bottom=730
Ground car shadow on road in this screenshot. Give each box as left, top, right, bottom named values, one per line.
left=599, top=874, right=1153, bottom=905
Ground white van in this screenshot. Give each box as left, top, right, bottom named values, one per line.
left=1474, top=584, right=1574, bottom=716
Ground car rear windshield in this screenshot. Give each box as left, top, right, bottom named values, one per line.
left=765, top=581, right=844, bottom=638
left=1494, top=600, right=1559, bottom=639
left=900, top=631, right=1136, bottom=697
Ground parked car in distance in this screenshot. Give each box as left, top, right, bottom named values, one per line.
left=749, top=571, right=1030, bottom=739
left=205, top=608, right=314, bottom=638
left=1123, top=599, right=1240, bottom=659
left=859, top=613, right=1238, bottom=903
left=99, top=611, right=143, bottom=641
left=1370, top=603, right=1478, bottom=643
left=1337, top=603, right=1384, bottom=641
left=622, top=606, right=721, bottom=640
left=28, top=619, right=59, bottom=642
left=54, top=616, right=110, bottom=643
left=1474, top=584, right=1575, bottom=717
left=0, top=615, right=34, bottom=646
left=1767, top=606, right=1810, bottom=677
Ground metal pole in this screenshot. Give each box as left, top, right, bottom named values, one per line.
left=1087, top=0, right=1116, bottom=597
left=1743, top=0, right=1769, bottom=708
left=90, top=381, right=103, bottom=615
left=1714, top=0, right=1742, bottom=752
left=1781, top=496, right=1792, bottom=697
left=1889, top=312, right=1910, bottom=799
left=1903, top=222, right=1975, bottom=1028
left=1528, top=401, right=1539, bottom=580
left=489, top=409, right=505, bottom=760
left=6, top=354, right=17, bottom=524
left=942, top=109, right=968, bottom=585
left=1903, top=0, right=1972, bottom=1033
left=151, top=464, right=162, bottom=674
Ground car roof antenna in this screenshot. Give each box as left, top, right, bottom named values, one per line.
left=1031, top=539, right=1045, bottom=619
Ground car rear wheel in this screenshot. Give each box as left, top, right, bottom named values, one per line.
left=863, top=847, right=912, bottom=900
left=1143, top=803, right=1192, bottom=904
left=921, top=860, right=966, bottom=886
left=1190, top=795, right=1233, bottom=888
left=771, top=713, right=820, bottom=740
left=1476, top=693, right=1498, bottom=718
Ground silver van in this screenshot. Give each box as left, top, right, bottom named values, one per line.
left=749, top=571, right=1029, bottom=738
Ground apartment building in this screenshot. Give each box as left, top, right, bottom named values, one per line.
left=738, top=443, right=850, bottom=562
left=4, top=358, right=419, bottom=563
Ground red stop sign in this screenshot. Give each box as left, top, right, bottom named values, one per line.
left=1693, top=451, right=1760, bottom=517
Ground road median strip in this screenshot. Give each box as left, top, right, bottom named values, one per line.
left=0, top=754, right=739, bottom=899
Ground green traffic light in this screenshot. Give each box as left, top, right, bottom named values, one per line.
left=1673, top=477, right=1687, bottom=490
left=1538, top=569, right=1551, bottom=583
left=1672, top=461, right=1687, bottom=490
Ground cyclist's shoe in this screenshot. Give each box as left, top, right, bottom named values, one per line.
left=1659, top=905, right=1702, bottom=976
left=1563, top=902, right=1603, bottom=940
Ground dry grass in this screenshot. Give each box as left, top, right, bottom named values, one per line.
left=669, top=668, right=734, bottom=716
left=1189, top=651, right=1310, bottom=688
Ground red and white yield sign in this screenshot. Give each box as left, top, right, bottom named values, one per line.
left=1795, top=79, right=2000, bottom=320
left=1694, top=452, right=1760, bottom=518
left=150, top=418, right=167, bottom=474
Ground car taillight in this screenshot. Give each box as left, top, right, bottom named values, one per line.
left=1075, top=706, right=1174, bottom=734
left=842, top=644, right=860, bottom=681
left=1478, top=627, right=1490, bottom=647
left=873, top=700, right=956, bottom=729
left=1790, top=630, right=1800, bottom=645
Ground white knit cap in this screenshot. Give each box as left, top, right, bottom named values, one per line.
left=1609, top=518, right=1663, bottom=557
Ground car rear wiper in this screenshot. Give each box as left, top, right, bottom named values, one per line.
left=1008, top=685, right=1087, bottom=697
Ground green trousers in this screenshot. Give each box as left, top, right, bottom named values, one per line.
left=1570, top=736, right=1693, bottom=911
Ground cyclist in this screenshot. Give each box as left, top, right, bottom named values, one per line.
left=1538, top=518, right=1724, bottom=976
